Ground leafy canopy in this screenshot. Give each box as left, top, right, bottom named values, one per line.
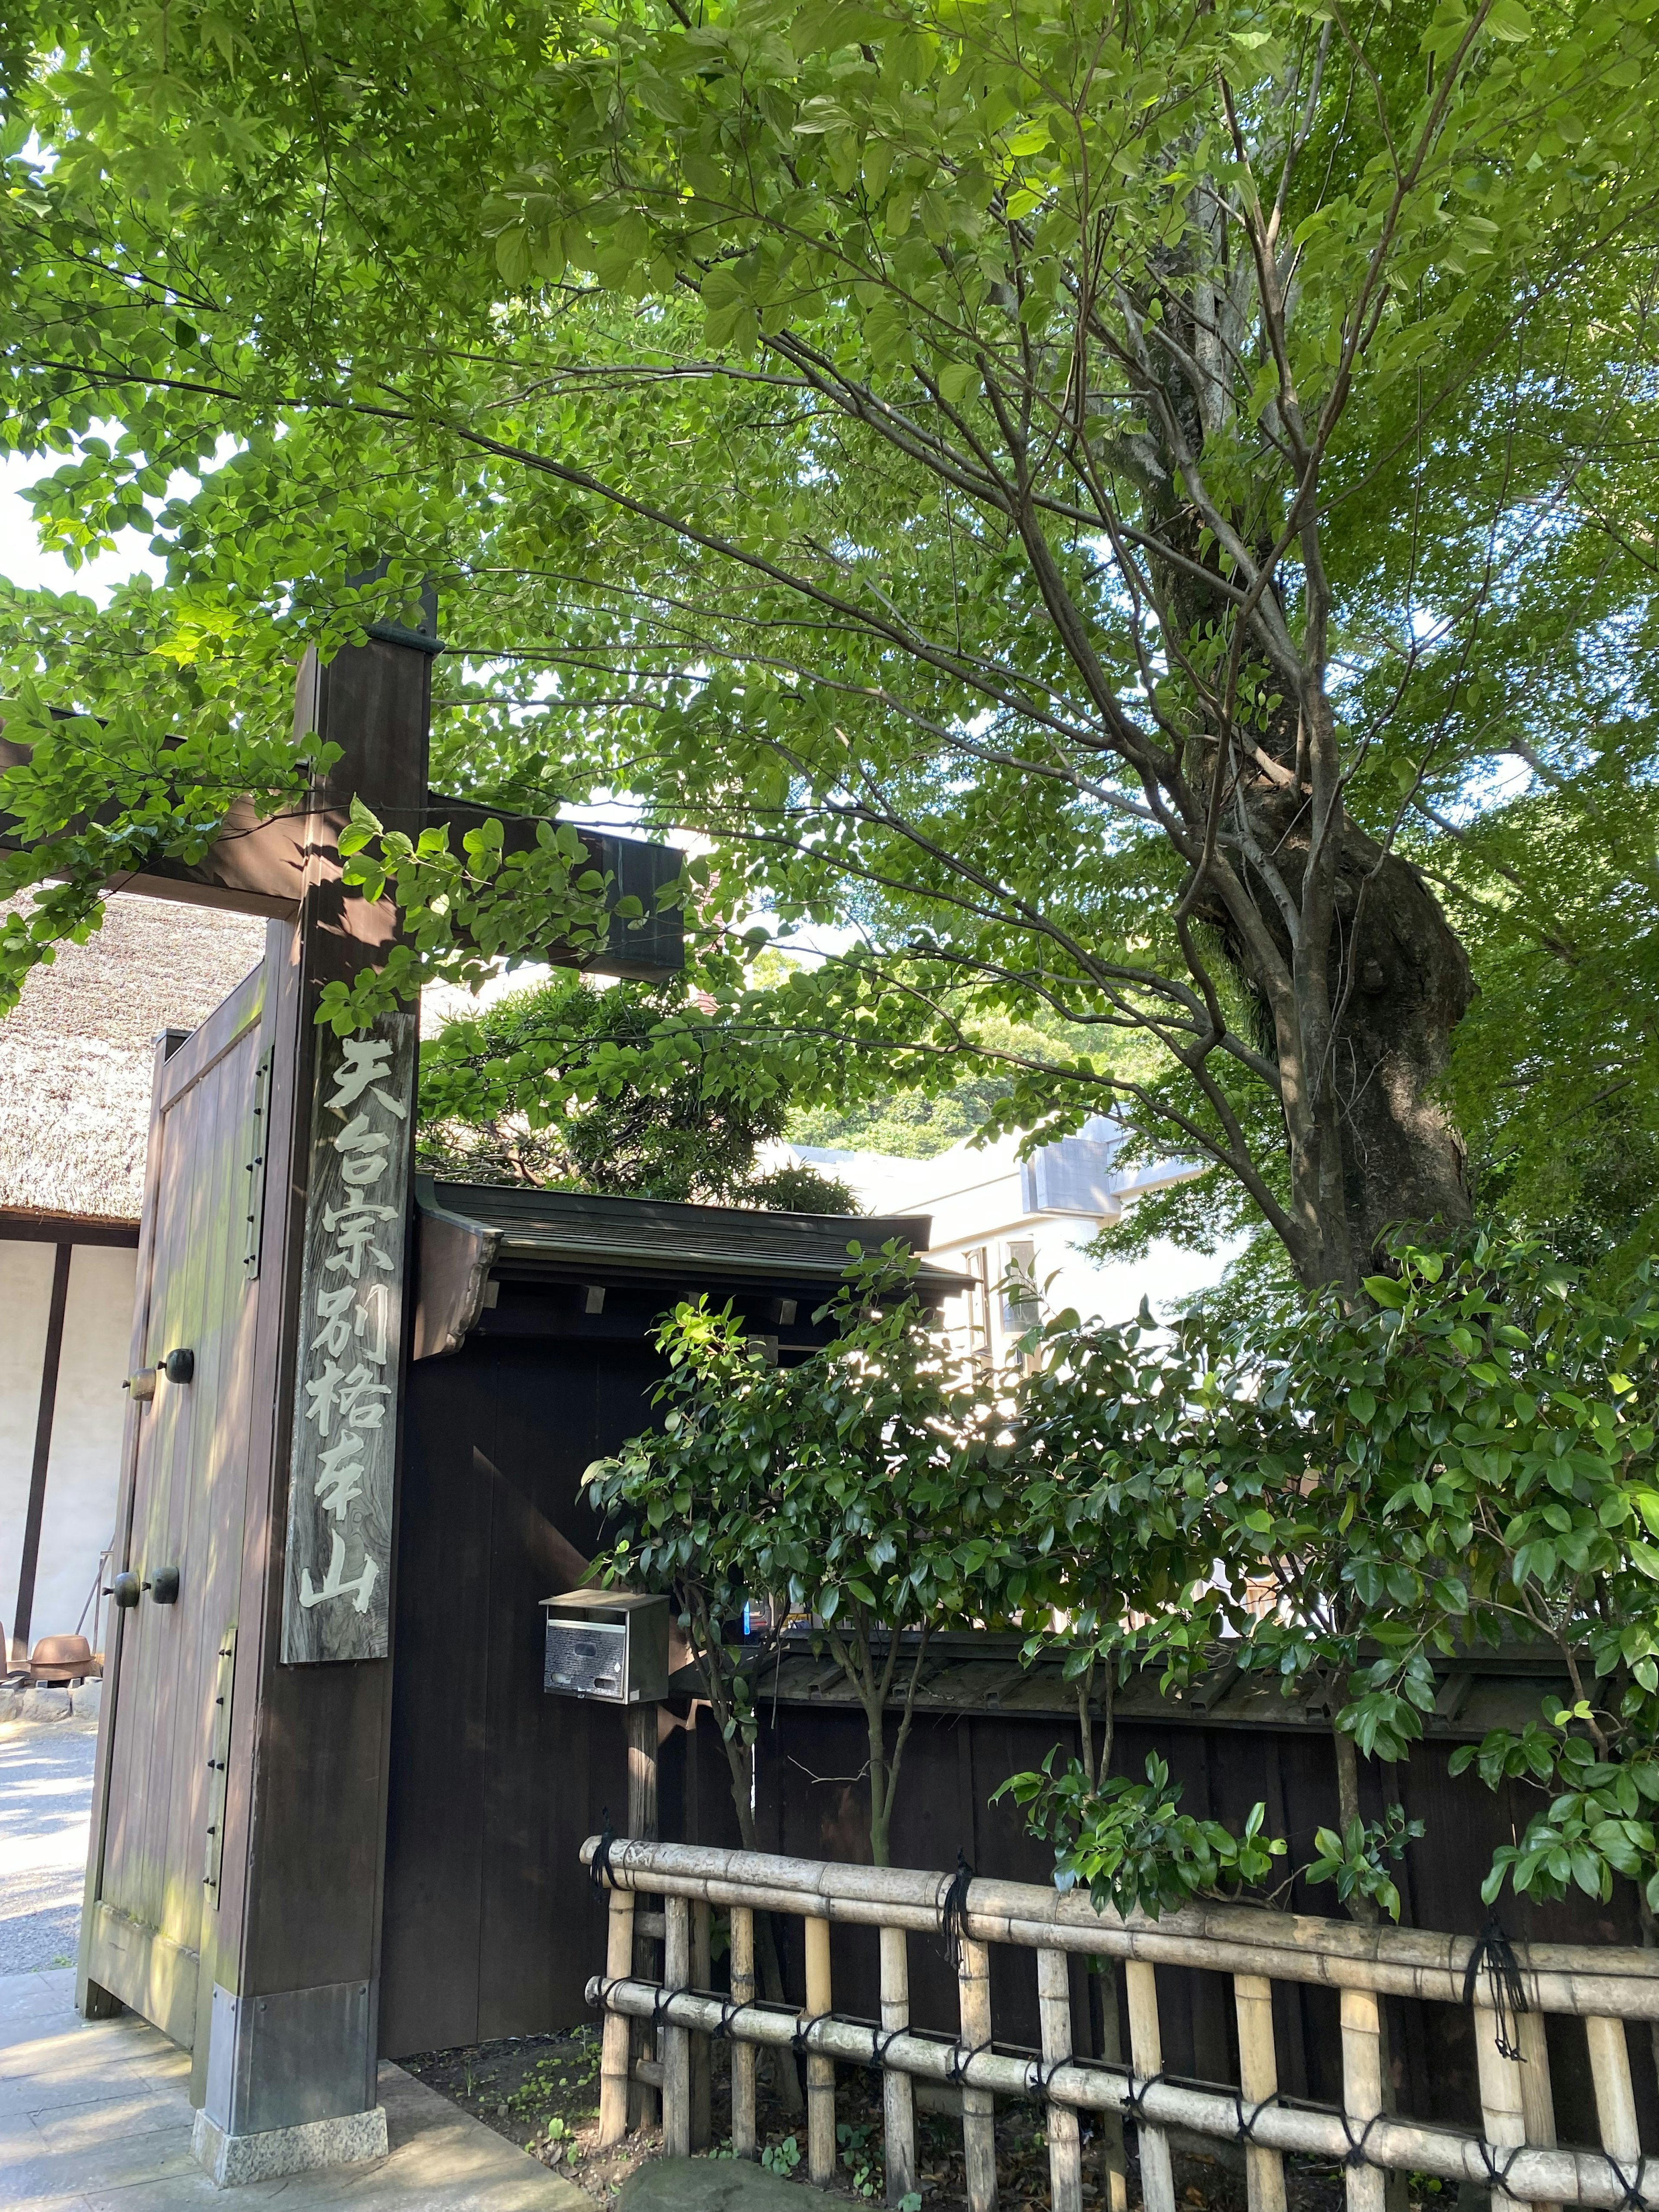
left=0, top=0, right=1657, bottom=1285
left=418, top=969, right=859, bottom=1208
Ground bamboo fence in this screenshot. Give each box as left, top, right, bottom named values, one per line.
left=582, top=1835, right=1659, bottom=2212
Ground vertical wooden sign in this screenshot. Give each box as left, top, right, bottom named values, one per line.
left=280, top=1009, right=417, bottom=1663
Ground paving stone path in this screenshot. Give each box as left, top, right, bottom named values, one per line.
left=0, top=1723, right=97, bottom=1976
left=619, top=2158, right=811, bottom=2212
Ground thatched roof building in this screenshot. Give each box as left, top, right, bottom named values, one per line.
left=0, top=893, right=269, bottom=1226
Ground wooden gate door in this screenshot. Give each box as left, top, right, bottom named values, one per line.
left=80, top=953, right=272, bottom=2053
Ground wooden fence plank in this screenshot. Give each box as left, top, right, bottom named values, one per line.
left=730, top=1905, right=759, bottom=2161
left=600, top=1888, right=635, bottom=2147
left=1235, top=1974, right=1287, bottom=2212
left=1586, top=2018, right=1640, bottom=2168
left=1518, top=2010, right=1558, bottom=2212
left=1341, top=1990, right=1388, bottom=2212
left=1475, top=2005, right=1536, bottom=2212
left=692, top=1901, right=712, bottom=2152
left=663, top=1896, right=692, bottom=2159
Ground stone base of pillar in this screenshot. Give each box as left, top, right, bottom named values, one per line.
left=190, top=2102, right=388, bottom=2186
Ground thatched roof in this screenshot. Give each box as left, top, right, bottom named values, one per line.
left=0, top=893, right=270, bottom=1223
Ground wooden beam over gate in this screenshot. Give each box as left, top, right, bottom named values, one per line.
left=0, top=693, right=684, bottom=981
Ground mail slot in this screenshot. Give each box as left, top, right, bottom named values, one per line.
left=541, top=1589, right=670, bottom=1704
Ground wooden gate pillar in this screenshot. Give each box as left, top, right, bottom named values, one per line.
left=188, top=632, right=433, bottom=2184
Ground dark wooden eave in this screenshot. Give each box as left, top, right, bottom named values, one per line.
left=0, top=1205, right=140, bottom=1246
left=411, top=1176, right=968, bottom=1359
left=699, top=1630, right=1574, bottom=1740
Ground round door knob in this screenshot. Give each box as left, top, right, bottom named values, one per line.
left=109, top=1571, right=141, bottom=1609
left=146, top=1566, right=181, bottom=1605
left=162, top=1349, right=195, bottom=1384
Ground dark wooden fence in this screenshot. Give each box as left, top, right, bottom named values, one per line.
left=645, top=1664, right=1658, bottom=2155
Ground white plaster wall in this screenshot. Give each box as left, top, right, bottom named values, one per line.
left=34, top=1244, right=136, bottom=1650
left=0, top=1241, right=55, bottom=1652
left=0, top=1241, right=135, bottom=1660
left=785, top=1136, right=1231, bottom=1358
left=930, top=1221, right=1230, bottom=1355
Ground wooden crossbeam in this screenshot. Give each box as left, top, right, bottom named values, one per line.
left=0, top=734, right=684, bottom=981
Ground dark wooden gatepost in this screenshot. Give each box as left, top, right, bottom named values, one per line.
left=185, top=637, right=428, bottom=2182
left=66, top=622, right=682, bottom=2184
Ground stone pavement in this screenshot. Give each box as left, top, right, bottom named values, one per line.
left=0, top=1966, right=597, bottom=2207
left=0, top=1722, right=99, bottom=1975
left=0, top=1716, right=598, bottom=2206
left=617, top=2161, right=806, bottom=2212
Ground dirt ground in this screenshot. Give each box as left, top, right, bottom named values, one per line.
left=398, top=2031, right=1411, bottom=2212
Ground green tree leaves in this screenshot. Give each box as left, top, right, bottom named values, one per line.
left=0, top=0, right=1657, bottom=1297
left=997, top=1751, right=1286, bottom=1921
left=587, top=1243, right=1025, bottom=1862
left=416, top=967, right=859, bottom=1208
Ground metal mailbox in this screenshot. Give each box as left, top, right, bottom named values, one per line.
left=541, top=1589, right=670, bottom=1704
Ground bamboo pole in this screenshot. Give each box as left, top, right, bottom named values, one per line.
left=804, top=1915, right=836, bottom=2187
left=1475, top=2005, right=1535, bottom=2212
left=1234, top=1974, right=1286, bottom=2212
left=692, top=1899, right=713, bottom=2152
left=957, top=1936, right=999, bottom=2212
left=1585, top=2018, right=1640, bottom=2168
left=598, top=1886, right=636, bottom=2146
left=578, top=1838, right=1659, bottom=2019
left=730, top=1904, right=759, bottom=2161
left=1094, top=1960, right=1129, bottom=2212
left=1038, top=1948, right=1082, bottom=2212
left=1517, top=2010, right=1557, bottom=2212
left=1341, top=1989, right=1388, bottom=2212
left=587, top=1977, right=1659, bottom=2212
left=625, top=1716, right=661, bottom=2131
left=880, top=1925, right=917, bottom=2207
left=1125, top=1959, right=1175, bottom=2212
left=663, top=1895, right=693, bottom=2159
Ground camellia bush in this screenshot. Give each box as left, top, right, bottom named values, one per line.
left=1002, top=1230, right=1659, bottom=1928
left=588, top=1221, right=1659, bottom=1932
left=586, top=1244, right=1031, bottom=1867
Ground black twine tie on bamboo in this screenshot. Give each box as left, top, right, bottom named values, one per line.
left=1477, top=2140, right=1526, bottom=2199
left=1340, top=2110, right=1386, bottom=2171
left=1121, top=2070, right=1167, bottom=2125
left=947, top=2037, right=995, bottom=2086
left=1602, top=2153, right=1653, bottom=2212
left=940, top=1850, right=975, bottom=1967
left=589, top=1812, right=617, bottom=1893
left=1462, top=1911, right=1529, bottom=2060
left=1026, top=2054, right=1067, bottom=2099
left=1234, top=2088, right=1288, bottom=2145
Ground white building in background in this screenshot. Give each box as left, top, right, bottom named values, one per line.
left=791, top=1115, right=1225, bottom=1362
left=0, top=893, right=267, bottom=1667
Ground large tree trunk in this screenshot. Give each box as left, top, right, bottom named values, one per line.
left=1230, top=777, right=1475, bottom=1292
left=1143, top=483, right=1475, bottom=1296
